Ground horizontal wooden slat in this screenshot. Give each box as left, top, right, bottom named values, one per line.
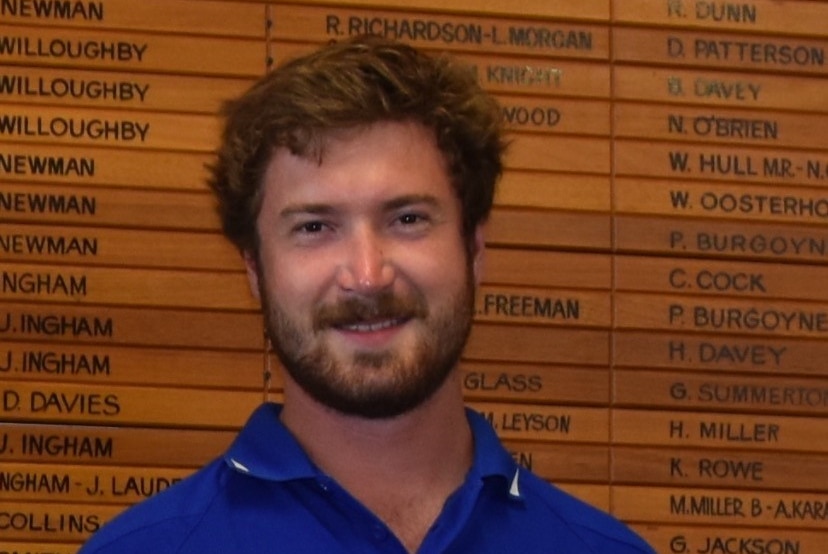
left=0, top=462, right=194, bottom=504
left=615, top=256, right=828, bottom=301
left=0, top=0, right=265, bottom=36
left=485, top=249, right=610, bottom=289
left=0, top=501, right=122, bottom=542
left=0, top=263, right=256, bottom=309
left=614, top=370, right=828, bottom=416
left=0, top=382, right=261, bottom=428
left=471, top=402, right=609, bottom=443
left=616, top=140, right=828, bottom=186
left=0, top=143, right=210, bottom=189
left=0, top=24, right=265, bottom=76
left=0, top=66, right=253, bottom=112
left=614, top=331, right=828, bottom=377
left=272, top=5, right=609, bottom=59
left=0, top=103, right=220, bottom=151
left=270, top=0, right=611, bottom=21
left=615, top=291, right=828, bottom=339
left=0, top=224, right=240, bottom=269
left=615, top=215, right=828, bottom=263
left=0, top=183, right=219, bottom=229
left=1, top=340, right=266, bottom=389
left=614, top=65, right=828, bottom=112
left=614, top=103, right=828, bottom=150
left=0, top=302, right=263, bottom=349
left=499, top=96, right=609, bottom=136
left=614, top=446, right=828, bottom=491
left=504, top=440, right=608, bottom=482
left=613, top=409, right=828, bottom=453
left=0, top=543, right=75, bottom=554
left=613, top=0, right=828, bottom=37
left=461, top=362, right=609, bottom=405
left=0, top=423, right=236, bottom=466
left=466, top=324, right=609, bottom=365
left=488, top=208, right=610, bottom=250
left=614, top=485, right=828, bottom=528
left=615, top=178, right=828, bottom=225
left=498, top=171, right=609, bottom=211
left=613, top=27, right=828, bottom=76
left=476, top=286, right=610, bottom=328
left=633, top=525, right=828, bottom=554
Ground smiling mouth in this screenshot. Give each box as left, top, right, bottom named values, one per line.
left=336, top=318, right=408, bottom=333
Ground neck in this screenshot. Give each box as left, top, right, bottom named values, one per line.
left=280, top=371, right=473, bottom=552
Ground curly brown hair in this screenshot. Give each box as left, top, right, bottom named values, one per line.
left=208, top=35, right=506, bottom=254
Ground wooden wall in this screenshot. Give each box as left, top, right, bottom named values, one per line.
left=1, top=1, right=826, bottom=552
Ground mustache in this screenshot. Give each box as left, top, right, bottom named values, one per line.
left=313, top=291, right=428, bottom=331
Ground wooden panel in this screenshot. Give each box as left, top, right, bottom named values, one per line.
left=0, top=143, right=210, bottom=189
left=0, top=66, right=253, bottom=113
left=614, top=370, right=828, bottom=416
left=1, top=340, right=266, bottom=389
left=614, top=446, right=828, bottom=491
left=615, top=140, right=828, bottom=187
left=614, top=0, right=828, bottom=36
left=1, top=0, right=265, bottom=36
left=0, top=423, right=235, bottom=466
left=461, top=362, right=609, bottom=405
left=272, top=4, right=609, bottom=59
left=475, top=286, right=610, bottom=328
left=0, top=381, right=261, bottom=428
left=633, top=526, right=828, bottom=554
left=0, top=262, right=256, bottom=310
left=0, top=501, right=122, bottom=542
left=615, top=331, right=828, bottom=377
left=0, top=225, right=240, bottom=269
left=504, top=441, right=608, bottom=482
left=488, top=208, right=611, bottom=250
left=613, top=410, right=828, bottom=453
left=0, top=184, right=219, bottom=229
left=613, top=27, right=828, bottom=76
left=471, top=402, right=609, bottom=443
left=0, top=462, right=195, bottom=504
left=271, top=0, right=611, bottom=21
left=614, top=485, right=828, bottom=528
left=0, top=103, right=220, bottom=151
left=615, top=256, right=828, bottom=301
left=614, top=65, right=828, bottom=112
left=614, top=103, right=828, bottom=149
left=615, top=291, right=828, bottom=339
left=0, top=24, right=265, bottom=76
left=0, top=302, right=263, bottom=349
left=615, top=215, right=828, bottom=263
left=0, top=543, right=75, bottom=554
left=615, top=178, right=828, bottom=225
left=497, top=171, right=610, bottom=211
left=465, top=324, right=609, bottom=365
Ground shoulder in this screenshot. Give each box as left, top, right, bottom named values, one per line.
left=79, top=459, right=227, bottom=554
left=518, top=470, right=655, bottom=554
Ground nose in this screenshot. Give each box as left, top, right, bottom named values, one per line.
left=335, top=226, right=395, bottom=294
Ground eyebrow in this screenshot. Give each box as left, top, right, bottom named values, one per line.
left=279, top=194, right=441, bottom=218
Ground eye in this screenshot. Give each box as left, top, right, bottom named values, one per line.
left=296, top=221, right=325, bottom=234
left=398, top=213, right=424, bottom=225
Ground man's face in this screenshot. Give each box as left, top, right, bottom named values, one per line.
left=245, top=120, right=484, bottom=419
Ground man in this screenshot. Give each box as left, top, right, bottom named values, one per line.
left=81, top=36, right=654, bottom=553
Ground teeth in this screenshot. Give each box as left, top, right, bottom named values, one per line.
left=342, top=319, right=400, bottom=332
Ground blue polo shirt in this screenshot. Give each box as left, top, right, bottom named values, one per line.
left=80, top=403, right=654, bottom=553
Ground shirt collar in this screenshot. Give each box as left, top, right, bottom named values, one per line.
left=224, top=403, right=521, bottom=498
left=224, top=403, right=318, bottom=482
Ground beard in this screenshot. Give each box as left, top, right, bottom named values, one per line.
left=260, top=270, right=475, bottom=419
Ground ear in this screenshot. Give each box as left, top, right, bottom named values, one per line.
left=242, top=249, right=262, bottom=301
left=471, top=223, right=486, bottom=286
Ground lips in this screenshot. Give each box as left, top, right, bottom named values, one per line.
left=337, top=317, right=408, bottom=333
